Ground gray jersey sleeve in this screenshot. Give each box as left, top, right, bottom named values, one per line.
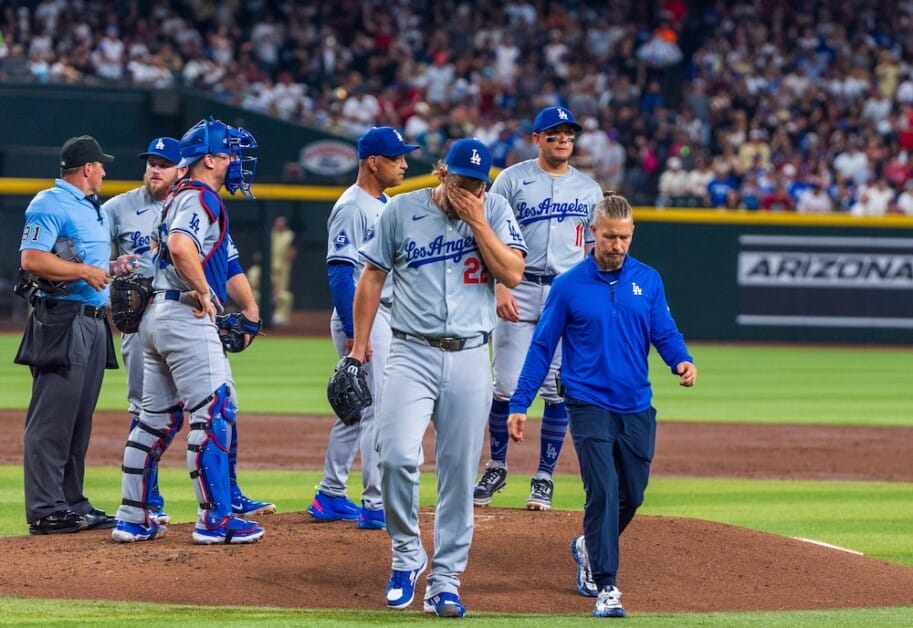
left=101, top=186, right=161, bottom=278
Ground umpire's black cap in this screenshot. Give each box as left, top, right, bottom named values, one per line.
left=60, top=135, right=115, bottom=169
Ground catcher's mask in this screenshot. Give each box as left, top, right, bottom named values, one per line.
left=179, top=117, right=258, bottom=199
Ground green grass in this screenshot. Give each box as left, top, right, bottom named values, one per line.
left=1, top=332, right=912, bottom=624
left=2, top=334, right=911, bottom=425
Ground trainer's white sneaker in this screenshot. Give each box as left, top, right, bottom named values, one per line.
left=593, top=585, right=626, bottom=618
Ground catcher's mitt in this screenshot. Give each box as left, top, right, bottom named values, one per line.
left=110, top=276, right=153, bottom=333
left=327, top=356, right=372, bottom=425
left=216, top=312, right=264, bottom=353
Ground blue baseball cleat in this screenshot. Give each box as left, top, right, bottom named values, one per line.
left=231, top=486, right=277, bottom=517
left=424, top=591, right=466, bottom=617
left=357, top=504, right=386, bottom=530
left=385, top=559, right=426, bottom=609
left=111, top=519, right=166, bottom=543
left=308, top=491, right=359, bottom=521
left=192, top=515, right=264, bottom=544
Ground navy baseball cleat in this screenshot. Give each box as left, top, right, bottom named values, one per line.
left=526, top=477, right=554, bottom=510
left=111, top=519, right=166, bottom=543
left=385, top=559, right=426, bottom=609
left=571, top=535, right=598, bottom=597
left=308, top=490, right=359, bottom=521
left=424, top=592, right=466, bottom=617
left=593, top=586, right=626, bottom=618
left=473, top=465, right=507, bottom=506
left=357, top=503, right=386, bottom=530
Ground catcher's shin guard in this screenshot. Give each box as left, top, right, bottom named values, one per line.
left=119, top=404, right=184, bottom=524
left=187, top=385, right=234, bottom=526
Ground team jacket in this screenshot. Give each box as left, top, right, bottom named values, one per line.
left=510, top=252, right=693, bottom=414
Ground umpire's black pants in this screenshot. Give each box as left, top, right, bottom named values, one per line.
left=24, top=313, right=108, bottom=522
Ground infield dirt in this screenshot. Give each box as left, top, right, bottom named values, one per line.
left=1, top=409, right=912, bottom=614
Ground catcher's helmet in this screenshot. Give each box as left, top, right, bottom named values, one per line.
left=180, top=117, right=259, bottom=199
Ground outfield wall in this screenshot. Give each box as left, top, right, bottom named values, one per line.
left=4, top=185, right=910, bottom=344
left=633, top=210, right=913, bottom=344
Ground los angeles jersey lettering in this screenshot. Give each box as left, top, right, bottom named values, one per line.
left=360, top=188, right=526, bottom=338
left=490, top=159, right=602, bottom=275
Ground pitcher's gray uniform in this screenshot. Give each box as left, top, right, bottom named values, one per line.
left=355, top=139, right=526, bottom=614
left=323, top=184, right=393, bottom=511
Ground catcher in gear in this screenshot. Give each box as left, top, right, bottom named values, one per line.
left=327, top=357, right=372, bottom=426
left=216, top=312, right=264, bottom=353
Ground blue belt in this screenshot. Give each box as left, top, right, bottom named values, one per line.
left=162, top=290, right=181, bottom=301
left=523, top=272, right=557, bottom=285
left=392, top=329, right=490, bottom=352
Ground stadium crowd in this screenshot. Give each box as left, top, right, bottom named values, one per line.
left=2, top=0, right=913, bottom=213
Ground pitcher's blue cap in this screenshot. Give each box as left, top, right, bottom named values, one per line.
left=445, top=138, right=492, bottom=183
left=532, top=106, right=582, bottom=133
left=357, top=126, right=419, bottom=159
left=138, top=137, right=182, bottom=165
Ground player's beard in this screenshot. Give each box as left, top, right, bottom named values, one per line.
left=145, top=174, right=171, bottom=201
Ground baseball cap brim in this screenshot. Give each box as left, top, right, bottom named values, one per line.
left=447, top=165, right=491, bottom=183
left=535, top=121, right=583, bottom=133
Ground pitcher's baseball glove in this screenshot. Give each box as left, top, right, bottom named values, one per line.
left=215, top=312, right=263, bottom=352
left=326, top=357, right=372, bottom=425
left=110, top=276, right=153, bottom=334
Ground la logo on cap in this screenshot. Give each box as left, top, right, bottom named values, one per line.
left=470, top=149, right=481, bottom=165
left=393, top=129, right=405, bottom=142
left=155, top=139, right=165, bottom=150
left=558, top=108, right=569, bottom=120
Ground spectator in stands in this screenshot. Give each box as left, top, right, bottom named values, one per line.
left=761, top=181, right=795, bottom=212
left=796, top=179, right=833, bottom=213
left=893, top=179, right=913, bottom=215
left=851, top=177, right=894, bottom=216
left=656, top=157, right=689, bottom=208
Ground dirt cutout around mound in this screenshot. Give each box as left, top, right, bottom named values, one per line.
left=1, top=409, right=912, bottom=614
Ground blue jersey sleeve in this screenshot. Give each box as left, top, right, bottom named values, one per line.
left=327, top=260, right=356, bottom=337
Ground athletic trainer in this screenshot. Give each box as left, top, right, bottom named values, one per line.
left=507, top=191, right=697, bottom=618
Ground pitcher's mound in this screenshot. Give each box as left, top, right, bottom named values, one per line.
left=1, top=508, right=911, bottom=614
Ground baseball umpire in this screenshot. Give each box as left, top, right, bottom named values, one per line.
left=474, top=106, right=603, bottom=511
left=349, top=139, right=526, bottom=616
left=17, top=134, right=134, bottom=534
left=309, top=126, right=419, bottom=528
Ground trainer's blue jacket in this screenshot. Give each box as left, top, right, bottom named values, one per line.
left=510, top=252, right=693, bottom=415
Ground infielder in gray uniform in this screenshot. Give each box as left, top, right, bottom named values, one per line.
left=474, top=106, right=603, bottom=511
left=310, top=127, right=419, bottom=529
left=350, top=139, right=526, bottom=617
left=112, top=117, right=271, bottom=544
left=103, top=137, right=186, bottom=526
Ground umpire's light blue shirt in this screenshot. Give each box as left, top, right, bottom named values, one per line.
left=20, top=178, right=111, bottom=307
left=510, top=252, right=693, bottom=414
